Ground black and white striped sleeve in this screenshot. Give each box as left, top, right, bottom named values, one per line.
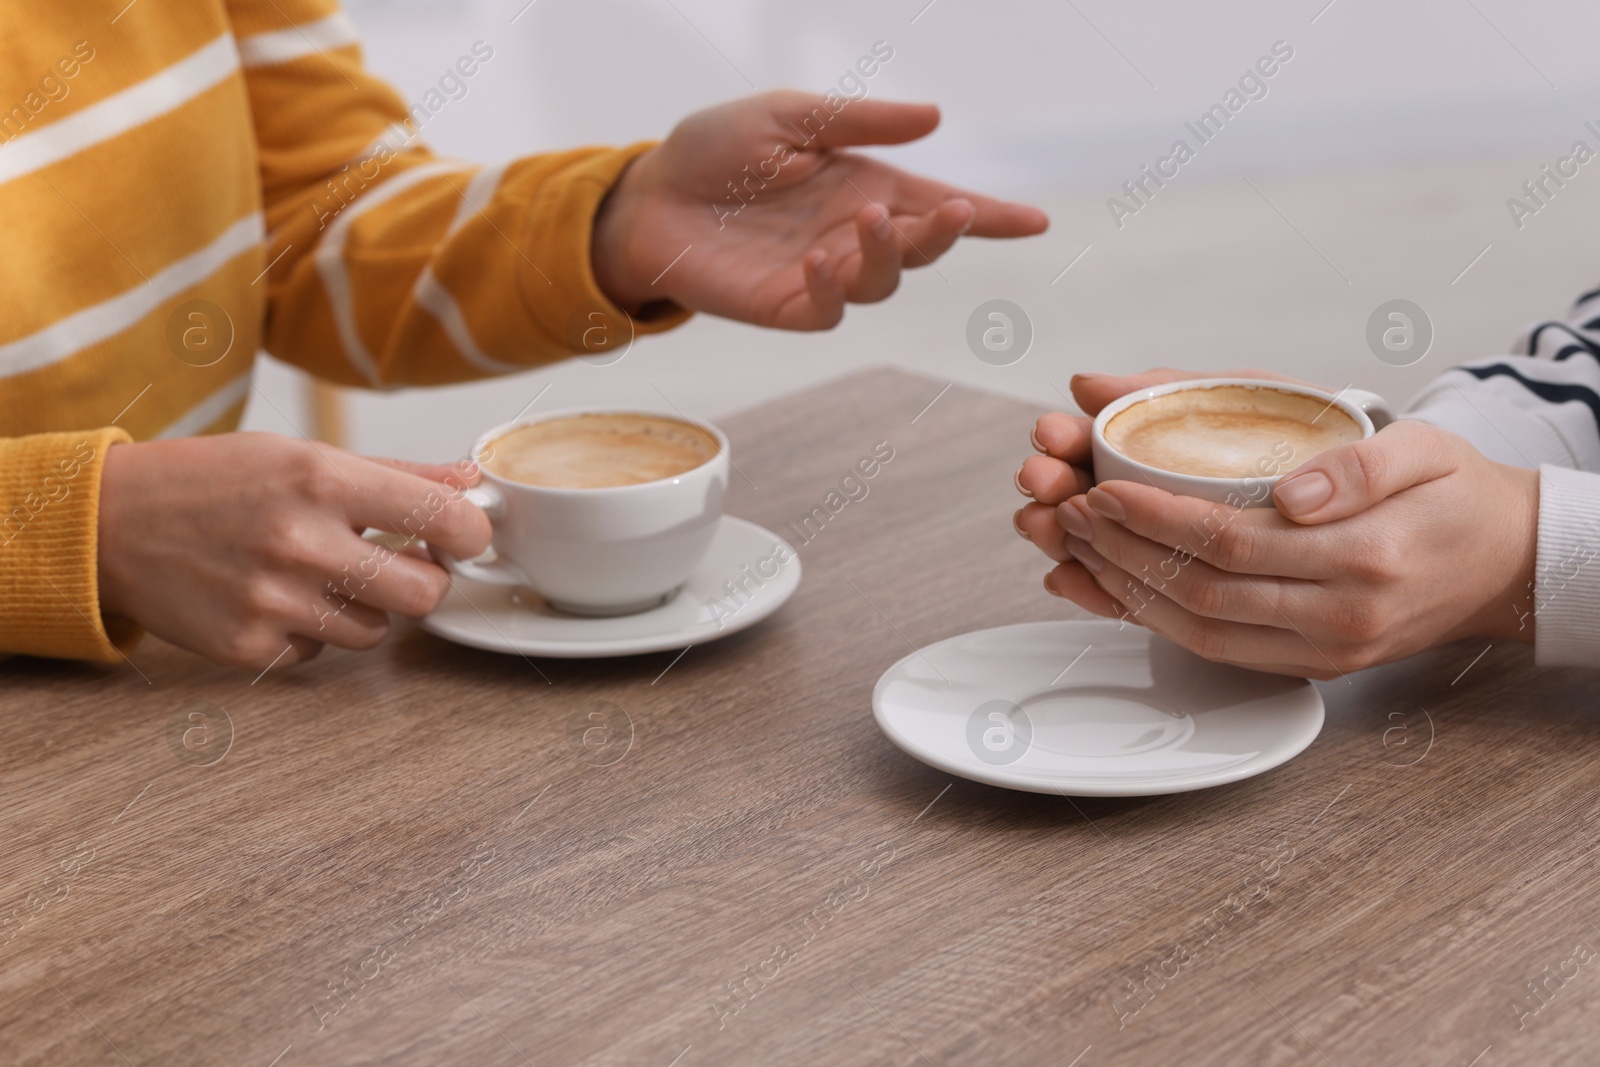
left=1404, top=286, right=1600, bottom=667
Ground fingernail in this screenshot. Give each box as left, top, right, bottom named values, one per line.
left=873, top=205, right=893, bottom=240
left=1042, top=572, right=1063, bottom=597
left=1086, top=487, right=1126, bottom=522
left=1013, top=509, right=1030, bottom=539
left=1056, top=500, right=1091, bottom=540
left=1029, top=426, right=1046, bottom=453
left=1066, top=540, right=1103, bottom=574
left=1014, top=466, right=1034, bottom=498
left=1274, top=471, right=1333, bottom=516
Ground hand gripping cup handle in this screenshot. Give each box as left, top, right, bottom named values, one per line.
left=433, top=483, right=531, bottom=587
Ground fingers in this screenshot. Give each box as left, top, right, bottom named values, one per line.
left=1272, top=419, right=1464, bottom=525
left=302, top=597, right=391, bottom=651
left=889, top=199, right=973, bottom=267
left=839, top=202, right=902, bottom=303
left=783, top=187, right=1039, bottom=324
left=888, top=183, right=1045, bottom=239
left=326, top=535, right=454, bottom=620
left=846, top=198, right=992, bottom=282
left=831, top=135, right=1046, bottom=239
left=367, top=456, right=483, bottom=488
left=1068, top=367, right=1296, bottom=418
left=1071, top=541, right=1331, bottom=677
left=1032, top=412, right=1092, bottom=462
left=1043, top=560, right=1126, bottom=618
left=337, top=455, right=491, bottom=561
left=1018, top=455, right=1091, bottom=506
left=781, top=199, right=965, bottom=323
left=1069, top=370, right=1207, bottom=418
left=227, top=633, right=323, bottom=671
left=276, top=634, right=326, bottom=668
left=772, top=93, right=942, bottom=148
left=1078, top=482, right=1328, bottom=579
left=773, top=249, right=848, bottom=330
left=1066, top=501, right=1314, bottom=627
left=956, top=195, right=1050, bottom=239
left=225, top=539, right=441, bottom=668
left=1016, top=503, right=1070, bottom=562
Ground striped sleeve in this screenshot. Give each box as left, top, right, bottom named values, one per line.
left=1404, top=288, right=1600, bottom=667
left=229, top=0, right=688, bottom=388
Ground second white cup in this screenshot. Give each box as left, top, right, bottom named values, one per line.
left=1090, top=378, right=1394, bottom=507
left=441, top=408, right=730, bottom=615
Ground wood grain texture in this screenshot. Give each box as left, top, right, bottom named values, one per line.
left=3, top=368, right=1599, bottom=1066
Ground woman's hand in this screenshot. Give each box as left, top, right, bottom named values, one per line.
left=97, top=433, right=491, bottom=669
left=591, top=90, right=1049, bottom=329
left=1014, top=367, right=1301, bottom=617
left=1046, top=420, right=1539, bottom=678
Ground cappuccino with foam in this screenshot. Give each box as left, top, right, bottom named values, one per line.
left=482, top=413, right=718, bottom=489
left=1103, top=385, right=1361, bottom=479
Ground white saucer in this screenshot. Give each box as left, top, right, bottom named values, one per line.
left=872, top=621, right=1324, bottom=796
left=418, top=516, right=800, bottom=658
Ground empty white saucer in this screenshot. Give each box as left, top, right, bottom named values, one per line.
left=418, top=516, right=800, bottom=658
left=872, top=620, right=1324, bottom=796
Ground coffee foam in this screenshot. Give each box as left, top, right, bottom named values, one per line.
left=1104, top=385, right=1362, bottom=479
left=483, top=413, right=718, bottom=489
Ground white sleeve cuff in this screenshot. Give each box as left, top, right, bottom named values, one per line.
left=1534, top=464, right=1600, bottom=667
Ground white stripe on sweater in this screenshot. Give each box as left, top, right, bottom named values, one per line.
left=236, top=13, right=361, bottom=69
left=0, top=213, right=263, bottom=379
left=411, top=164, right=523, bottom=374
left=314, top=160, right=473, bottom=387
left=0, top=35, right=240, bottom=188
left=155, top=373, right=253, bottom=439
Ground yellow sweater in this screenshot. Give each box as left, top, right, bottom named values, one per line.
left=0, top=0, right=683, bottom=662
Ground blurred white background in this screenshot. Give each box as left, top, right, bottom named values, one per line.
left=243, top=0, right=1600, bottom=460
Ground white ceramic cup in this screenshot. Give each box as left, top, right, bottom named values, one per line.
left=440, top=408, right=730, bottom=615
left=1090, top=378, right=1395, bottom=507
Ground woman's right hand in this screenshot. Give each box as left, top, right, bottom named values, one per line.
left=96, top=432, right=492, bottom=669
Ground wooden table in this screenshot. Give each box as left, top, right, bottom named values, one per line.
left=4, top=368, right=1598, bottom=1066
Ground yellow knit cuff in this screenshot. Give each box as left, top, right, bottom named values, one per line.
left=0, top=428, right=142, bottom=663
left=511, top=141, right=693, bottom=355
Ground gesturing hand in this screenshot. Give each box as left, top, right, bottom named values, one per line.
left=1030, top=415, right=1539, bottom=679
left=592, top=90, right=1049, bottom=329
left=97, top=433, right=491, bottom=669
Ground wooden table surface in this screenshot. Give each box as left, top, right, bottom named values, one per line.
left=4, top=368, right=1599, bottom=1067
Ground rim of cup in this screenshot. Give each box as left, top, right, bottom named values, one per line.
left=1090, top=377, right=1376, bottom=486
left=469, top=406, right=729, bottom=496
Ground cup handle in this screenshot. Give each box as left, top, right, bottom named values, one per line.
left=1342, top=388, right=1395, bottom=432
left=435, top=483, right=530, bottom=587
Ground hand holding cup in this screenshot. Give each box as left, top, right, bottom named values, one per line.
left=1015, top=369, right=1539, bottom=679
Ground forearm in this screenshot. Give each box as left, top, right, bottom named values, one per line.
left=234, top=0, right=688, bottom=388
left=1402, top=286, right=1600, bottom=663
left=263, top=144, right=689, bottom=388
